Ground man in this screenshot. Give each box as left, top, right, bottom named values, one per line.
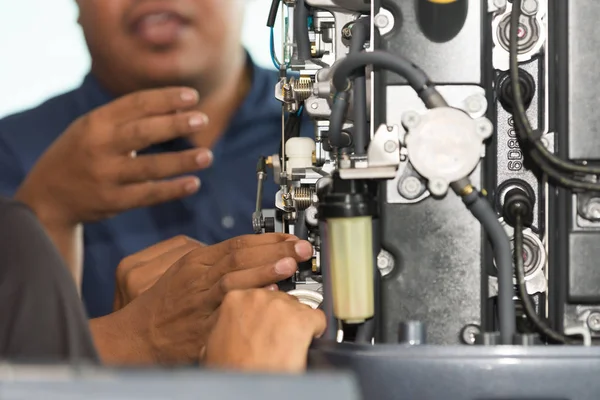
left=0, top=0, right=312, bottom=318
left=0, top=195, right=323, bottom=370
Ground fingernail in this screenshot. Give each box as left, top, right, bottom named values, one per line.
left=266, top=284, right=279, bottom=291
left=181, top=89, right=198, bottom=102
left=189, top=114, right=208, bottom=127
left=294, top=241, right=313, bottom=259
left=275, top=258, right=296, bottom=275
left=185, top=177, right=201, bottom=193
left=196, top=150, right=213, bottom=166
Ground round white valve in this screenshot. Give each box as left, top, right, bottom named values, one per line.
left=285, top=137, right=315, bottom=173
left=403, top=107, right=493, bottom=196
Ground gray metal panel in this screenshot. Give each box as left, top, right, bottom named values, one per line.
left=569, top=232, right=600, bottom=303
left=382, top=0, right=482, bottom=84
left=568, top=1, right=600, bottom=160
left=0, top=367, right=359, bottom=400
left=380, top=188, right=482, bottom=344
left=309, top=343, right=600, bottom=400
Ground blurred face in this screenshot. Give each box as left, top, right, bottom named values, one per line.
left=76, top=0, right=246, bottom=93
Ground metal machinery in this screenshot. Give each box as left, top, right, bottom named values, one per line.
left=252, top=0, right=600, bottom=398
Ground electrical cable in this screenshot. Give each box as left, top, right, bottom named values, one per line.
left=510, top=0, right=600, bottom=178
left=350, top=18, right=370, bottom=155
left=460, top=190, right=516, bottom=344
left=513, top=212, right=581, bottom=344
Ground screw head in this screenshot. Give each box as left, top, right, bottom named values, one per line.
left=399, top=176, right=423, bottom=200
left=475, top=119, right=494, bottom=139
left=377, top=250, right=395, bottom=276
left=465, top=94, right=485, bottom=114
left=584, top=198, right=600, bottom=220
left=401, top=111, right=421, bottom=130
left=310, top=101, right=318, bottom=110
left=461, top=324, right=481, bottom=345
left=374, top=14, right=389, bottom=29
left=521, top=0, right=539, bottom=15
left=493, top=0, right=507, bottom=8
left=428, top=178, right=448, bottom=197
left=588, top=312, right=600, bottom=332
left=384, top=140, right=398, bottom=153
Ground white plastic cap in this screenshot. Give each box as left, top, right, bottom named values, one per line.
left=285, top=137, right=315, bottom=173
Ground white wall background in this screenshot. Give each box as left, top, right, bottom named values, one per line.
left=0, top=0, right=273, bottom=119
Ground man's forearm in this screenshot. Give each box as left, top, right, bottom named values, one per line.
left=89, top=310, right=156, bottom=365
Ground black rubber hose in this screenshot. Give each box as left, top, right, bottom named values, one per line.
left=350, top=19, right=370, bottom=155
left=328, top=91, right=352, bottom=148
left=294, top=211, right=309, bottom=241
left=331, top=51, right=430, bottom=96
left=509, top=0, right=600, bottom=176
left=462, top=190, right=516, bottom=344
left=267, top=0, right=281, bottom=27
left=513, top=213, right=581, bottom=344
left=294, top=0, right=312, bottom=61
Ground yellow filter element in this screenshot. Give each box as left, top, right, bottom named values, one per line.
left=327, top=216, right=374, bottom=323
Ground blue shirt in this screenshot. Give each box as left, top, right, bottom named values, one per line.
left=0, top=60, right=313, bottom=318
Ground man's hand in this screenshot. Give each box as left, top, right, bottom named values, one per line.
left=113, top=235, right=205, bottom=311
left=16, top=87, right=211, bottom=226
left=205, top=289, right=326, bottom=373
left=90, top=233, right=311, bottom=365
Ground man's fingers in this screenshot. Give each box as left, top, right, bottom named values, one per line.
left=116, top=111, right=208, bottom=152
left=188, top=233, right=298, bottom=265
left=99, top=87, right=200, bottom=124
left=207, top=258, right=299, bottom=307
left=206, top=240, right=312, bottom=284
left=119, top=236, right=200, bottom=267
left=301, top=309, right=327, bottom=339
left=117, top=149, right=212, bottom=183
left=118, top=176, right=200, bottom=209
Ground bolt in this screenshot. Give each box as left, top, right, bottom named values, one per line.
left=521, top=0, right=538, bottom=15
left=493, top=0, right=506, bottom=9
left=401, top=111, right=420, bottom=130
left=476, top=119, right=494, bottom=139
left=374, top=14, right=389, bottom=29
left=587, top=312, right=600, bottom=332
left=384, top=140, right=398, bottom=153
left=342, top=27, right=352, bottom=39
left=584, top=198, right=600, bottom=221
left=465, top=94, right=485, bottom=114
left=428, top=178, right=448, bottom=197
left=310, top=101, right=318, bottom=110
left=540, top=136, right=550, bottom=149
left=399, top=176, right=423, bottom=200
left=377, top=250, right=395, bottom=276
left=461, top=324, right=481, bottom=345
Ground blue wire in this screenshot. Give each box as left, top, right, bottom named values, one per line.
left=269, top=28, right=280, bottom=70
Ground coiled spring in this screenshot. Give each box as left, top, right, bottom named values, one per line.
left=292, top=186, right=315, bottom=210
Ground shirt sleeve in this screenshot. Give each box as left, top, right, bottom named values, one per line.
left=0, top=134, right=25, bottom=197
left=0, top=197, right=99, bottom=363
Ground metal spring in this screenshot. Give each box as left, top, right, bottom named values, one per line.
left=290, top=76, right=314, bottom=102
left=292, top=186, right=315, bottom=210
